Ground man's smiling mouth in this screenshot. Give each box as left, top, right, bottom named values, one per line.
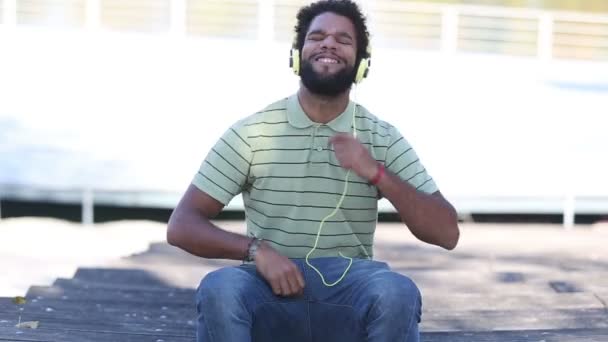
left=313, top=53, right=343, bottom=64
left=316, top=57, right=339, bottom=64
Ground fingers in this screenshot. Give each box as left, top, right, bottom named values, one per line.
left=295, top=269, right=306, bottom=289
left=329, top=133, right=351, bottom=144
left=330, top=136, right=350, bottom=157
left=270, top=282, right=282, bottom=296
left=261, top=259, right=305, bottom=297
left=286, top=278, right=301, bottom=296
left=255, top=244, right=305, bottom=297
left=285, top=268, right=305, bottom=296
left=280, top=263, right=304, bottom=296
left=278, top=277, right=292, bottom=297
left=267, top=275, right=286, bottom=296
left=295, top=274, right=305, bottom=296
left=270, top=275, right=302, bottom=297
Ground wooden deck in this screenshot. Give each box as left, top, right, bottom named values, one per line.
left=2, top=224, right=608, bottom=341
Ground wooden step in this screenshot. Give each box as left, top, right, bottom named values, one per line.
left=3, top=307, right=608, bottom=341
left=422, top=328, right=608, bottom=342
left=3, top=293, right=607, bottom=332
left=26, top=284, right=608, bottom=312
left=423, top=291, right=606, bottom=311
left=421, top=308, right=608, bottom=331
left=0, top=297, right=195, bottom=323
left=2, top=259, right=606, bottom=342
left=28, top=285, right=195, bottom=305
left=72, top=268, right=174, bottom=288
left=0, top=306, right=195, bottom=338
left=53, top=278, right=182, bottom=292
left=3, top=285, right=608, bottom=342
left=0, top=325, right=195, bottom=342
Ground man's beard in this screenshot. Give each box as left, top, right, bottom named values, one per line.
left=300, top=59, right=356, bottom=97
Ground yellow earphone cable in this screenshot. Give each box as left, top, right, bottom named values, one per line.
left=305, top=87, right=361, bottom=287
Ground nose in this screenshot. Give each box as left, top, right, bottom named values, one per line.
left=320, top=35, right=338, bottom=50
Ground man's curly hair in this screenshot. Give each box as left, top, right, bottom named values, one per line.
left=293, top=0, right=371, bottom=62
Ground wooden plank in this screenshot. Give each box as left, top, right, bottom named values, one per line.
left=2, top=296, right=607, bottom=332
left=2, top=328, right=608, bottom=342
left=421, top=308, right=608, bottom=331
left=26, top=285, right=194, bottom=305
left=3, top=259, right=606, bottom=342
left=29, top=285, right=606, bottom=311
left=0, top=313, right=194, bottom=337
left=66, top=266, right=608, bottom=299
left=53, top=278, right=181, bottom=292
left=0, top=311, right=194, bottom=331
left=1, top=289, right=606, bottom=340
left=0, top=297, right=196, bottom=324
left=72, top=268, right=174, bottom=288
left=423, top=292, right=605, bottom=311
left=0, top=311, right=194, bottom=330
left=2, top=326, right=608, bottom=342
left=422, top=328, right=608, bottom=342
left=2, top=315, right=608, bottom=342
left=0, top=325, right=194, bottom=342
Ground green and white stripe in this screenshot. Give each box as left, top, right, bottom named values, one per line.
left=193, top=94, right=438, bottom=259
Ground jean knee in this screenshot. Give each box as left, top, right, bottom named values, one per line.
left=196, top=267, right=251, bottom=314
left=368, top=272, right=421, bottom=321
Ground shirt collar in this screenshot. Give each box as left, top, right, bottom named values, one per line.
left=286, top=94, right=355, bottom=133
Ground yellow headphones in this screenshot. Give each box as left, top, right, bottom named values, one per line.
left=289, top=45, right=371, bottom=84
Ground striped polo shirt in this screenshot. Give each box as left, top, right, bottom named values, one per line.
left=192, top=94, right=438, bottom=259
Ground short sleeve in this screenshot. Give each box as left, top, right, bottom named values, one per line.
left=192, top=125, right=252, bottom=205
left=384, top=127, right=438, bottom=194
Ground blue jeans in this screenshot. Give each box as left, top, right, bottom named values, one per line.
left=196, top=257, right=422, bottom=342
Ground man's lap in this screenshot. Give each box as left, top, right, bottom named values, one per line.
left=196, top=257, right=421, bottom=341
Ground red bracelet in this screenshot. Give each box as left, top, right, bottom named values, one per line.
left=369, top=164, right=385, bottom=185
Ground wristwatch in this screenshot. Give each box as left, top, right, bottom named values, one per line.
left=245, top=237, right=262, bottom=262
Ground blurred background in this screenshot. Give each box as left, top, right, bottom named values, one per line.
left=0, top=0, right=607, bottom=227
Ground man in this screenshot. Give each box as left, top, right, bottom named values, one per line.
left=167, top=1, right=459, bottom=341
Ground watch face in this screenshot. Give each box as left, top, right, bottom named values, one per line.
left=246, top=238, right=260, bottom=262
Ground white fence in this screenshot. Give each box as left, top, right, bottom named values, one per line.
left=1, top=0, right=607, bottom=60
left=1, top=1, right=607, bottom=227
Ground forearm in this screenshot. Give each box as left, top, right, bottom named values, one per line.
left=376, top=169, right=459, bottom=250
left=329, top=133, right=459, bottom=249
left=167, top=207, right=250, bottom=260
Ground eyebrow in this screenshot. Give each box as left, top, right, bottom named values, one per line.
left=307, top=30, right=354, bottom=40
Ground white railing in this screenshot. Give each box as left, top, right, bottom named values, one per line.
left=0, top=0, right=607, bottom=60
left=2, top=185, right=607, bottom=228
left=1, top=1, right=606, bottom=228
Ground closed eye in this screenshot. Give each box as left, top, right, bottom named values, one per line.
left=307, top=33, right=324, bottom=41
left=337, top=37, right=353, bottom=45
left=336, top=32, right=354, bottom=45
left=305, top=31, right=354, bottom=47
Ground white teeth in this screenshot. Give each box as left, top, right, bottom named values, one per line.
left=318, top=58, right=338, bottom=64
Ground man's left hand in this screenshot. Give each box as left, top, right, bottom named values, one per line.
left=329, top=133, right=378, bottom=181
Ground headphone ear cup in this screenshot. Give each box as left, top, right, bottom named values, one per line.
left=354, top=58, right=370, bottom=84
left=290, top=49, right=301, bottom=75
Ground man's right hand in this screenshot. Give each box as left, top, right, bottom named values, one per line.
left=255, top=242, right=305, bottom=297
